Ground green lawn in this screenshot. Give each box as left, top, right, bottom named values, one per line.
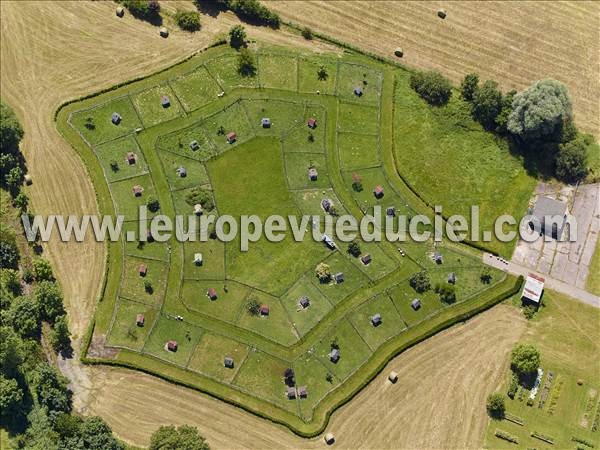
left=106, top=298, right=158, bottom=350
left=393, top=71, right=536, bottom=257
left=94, top=135, right=148, bottom=182
left=484, top=291, right=600, bottom=449
left=208, top=136, right=328, bottom=295
left=131, top=85, right=185, bottom=127
left=143, top=315, right=204, bottom=367
left=187, top=332, right=250, bottom=382
left=259, top=53, right=298, bottom=91
left=62, top=43, right=529, bottom=432
left=170, top=66, right=223, bottom=112
left=298, top=56, right=338, bottom=95
left=69, top=95, right=142, bottom=145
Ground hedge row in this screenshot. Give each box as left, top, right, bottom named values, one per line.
left=495, top=429, right=519, bottom=444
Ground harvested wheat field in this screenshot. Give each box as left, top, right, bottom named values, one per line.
left=268, top=0, right=600, bottom=137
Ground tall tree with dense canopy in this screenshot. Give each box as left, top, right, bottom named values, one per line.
left=0, top=375, right=23, bottom=420
left=409, top=70, right=452, bottom=106
left=471, top=80, right=503, bottom=130
left=35, top=281, right=65, bottom=323
left=0, top=100, right=24, bottom=155
left=507, top=79, right=572, bottom=141
left=149, top=425, right=210, bottom=450
left=229, top=24, right=247, bottom=49
left=460, top=73, right=479, bottom=101
left=555, top=137, right=588, bottom=182
left=510, top=343, right=540, bottom=376
left=486, top=392, right=505, bottom=419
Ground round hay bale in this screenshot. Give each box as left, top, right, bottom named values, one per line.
left=116, top=6, right=124, bottom=17
left=394, top=47, right=404, bottom=58
left=437, top=9, right=447, bottom=19
left=324, top=433, right=335, bottom=445
left=159, top=27, right=169, bottom=38
left=24, top=174, right=32, bottom=185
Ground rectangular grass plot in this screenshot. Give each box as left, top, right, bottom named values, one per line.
left=337, top=102, right=379, bottom=135
left=336, top=62, right=383, bottom=104
left=258, top=53, right=298, bottom=91
left=170, top=66, right=223, bottom=112
left=131, top=85, right=185, bottom=127
left=95, top=135, right=149, bottom=182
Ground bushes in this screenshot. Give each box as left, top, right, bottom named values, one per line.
left=556, top=137, right=588, bottom=182
left=347, top=241, right=361, bottom=257
left=215, top=0, right=280, bottom=28
left=510, top=343, right=540, bottom=376
left=237, top=47, right=256, bottom=77
left=494, top=429, right=518, bottom=444
left=315, top=262, right=331, bottom=282
left=486, top=393, right=506, bottom=419
left=471, top=80, right=503, bottom=130
left=301, top=26, right=313, bottom=40
left=460, top=73, right=479, bottom=101
left=507, top=373, right=519, bottom=398
left=122, top=0, right=161, bottom=21
left=435, top=283, right=456, bottom=304
left=409, top=271, right=431, bottom=293
left=229, top=24, right=247, bottom=49
left=409, top=70, right=452, bottom=106
left=174, top=10, right=201, bottom=32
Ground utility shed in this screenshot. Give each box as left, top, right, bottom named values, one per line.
left=126, top=152, right=136, bottom=165
left=261, top=118, right=271, bottom=128
left=329, top=348, right=340, bottom=363
left=287, top=387, right=296, bottom=399
left=361, top=254, right=372, bottom=265
left=448, top=272, right=456, bottom=284
left=226, top=132, right=237, bottom=143
left=207, top=287, right=217, bottom=300
left=371, top=313, right=382, bottom=326
left=194, top=204, right=203, bottom=216
left=132, top=185, right=143, bottom=197
left=167, top=340, right=178, bottom=352
left=334, top=272, right=344, bottom=283
left=138, top=264, right=147, bottom=277
left=386, top=206, right=396, bottom=216
left=307, top=118, right=317, bottom=129
left=190, top=140, right=199, bottom=150
left=308, top=167, right=318, bottom=181
left=111, top=112, right=121, bottom=125
left=194, top=253, right=203, bottom=266
left=136, top=314, right=145, bottom=327
left=522, top=273, right=545, bottom=304
left=373, top=185, right=384, bottom=198
left=411, top=298, right=421, bottom=310
left=529, top=196, right=568, bottom=240
left=224, top=356, right=234, bottom=368
left=353, top=86, right=363, bottom=96
left=298, top=386, right=308, bottom=398
left=177, top=166, right=187, bottom=177
left=299, top=296, right=310, bottom=308
left=161, top=95, right=170, bottom=107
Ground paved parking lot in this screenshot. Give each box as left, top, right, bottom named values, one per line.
left=512, top=182, right=599, bottom=290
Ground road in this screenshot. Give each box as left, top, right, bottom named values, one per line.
left=483, top=253, right=600, bottom=309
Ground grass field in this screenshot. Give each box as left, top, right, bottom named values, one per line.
left=587, top=240, right=600, bottom=296
left=5, top=1, right=595, bottom=447
left=58, top=41, right=517, bottom=433
left=484, top=291, right=600, bottom=449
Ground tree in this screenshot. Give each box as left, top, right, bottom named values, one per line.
left=480, top=267, right=492, bottom=284
left=486, top=392, right=505, bottom=419
left=149, top=425, right=210, bottom=450
left=51, top=316, right=71, bottom=355
left=14, top=192, right=28, bottom=211
left=0, top=241, right=19, bottom=269
left=0, top=375, right=23, bottom=420
left=495, top=90, right=516, bottom=134
left=409, top=70, right=452, bottom=106
left=409, top=271, right=431, bottom=293
left=144, top=280, right=153, bottom=294
left=347, top=241, right=361, bottom=257
left=460, top=73, right=479, bottom=101
left=8, top=295, right=40, bottom=338
left=33, top=258, right=54, bottom=281
left=471, top=80, right=503, bottom=130
left=510, top=343, right=540, bottom=376
left=147, top=196, right=160, bottom=212
left=229, top=24, right=247, bottom=49
left=315, top=262, right=331, bottom=282
left=35, top=281, right=65, bottom=323
left=1, top=268, right=21, bottom=296
left=246, top=297, right=260, bottom=316
left=6, top=166, right=23, bottom=192
left=0, top=326, right=24, bottom=377
left=351, top=173, right=363, bottom=192
left=555, top=137, right=588, bottom=182
left=507, top=79, right=572, bottom=141
left=174, top=10, right=201, bottom=32
left=21, top=406, right=59, bottom=449
left=109, top=160, right=119, bottom=172
left=31, top=363, right=72, bottom=416
left=317, top=65, right=328, bottom=81
left=224, top=0, right=280, bottom=28
left=435, top=283, right=456, bottom=304
left=122, top=0, right=161, bottom=21
left=301, top=26, right=313, bottom=40
left=0, top=100, right=24, bottom=156
left=237, top=47, right=256, bottom=77
left=59, top=416, right=124, bottom=450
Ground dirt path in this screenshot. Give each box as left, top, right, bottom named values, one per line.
left=267, top=0, right=599, bottom=137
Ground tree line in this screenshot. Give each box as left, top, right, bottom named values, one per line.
left=409, top=70, right=595, bottom=183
